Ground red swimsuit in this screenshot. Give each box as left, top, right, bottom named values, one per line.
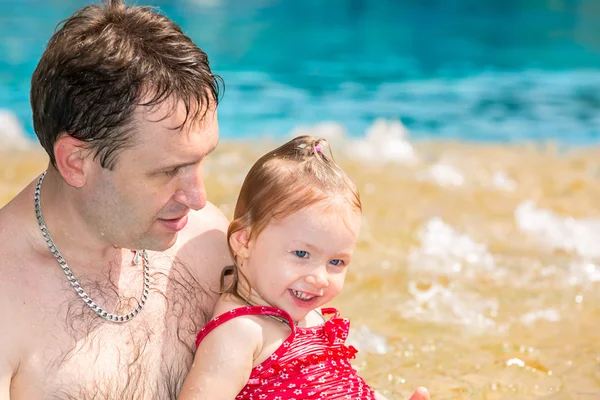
left=195, top=305, right=377, bottom=399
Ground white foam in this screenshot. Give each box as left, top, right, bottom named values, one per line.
left=519, top=308, right=561, bottom=325
left=506, top=358, right=526, bottom=367
left=348, top=119, right=418, bottom=165
left=408, top=217, right=495, bottom=276
left=404, top=219, right=501, bottom=333
left=0, top=109, right=32, bottom=150
left=490, top=170, right=517, bottom=191
left=568, top=259, right=600, bottom=285
left=346, top=325, right=391, bottom=355
left=515, top=200, right=600, bottom=259
left=289, top=121, right=349, bottom=145
left=417, top=163, right=465, bottom=187
left=400, top=280, right=499, bottom=334
left=289, top=118, right=418, bottom=165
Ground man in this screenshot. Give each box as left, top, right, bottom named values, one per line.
left=0, top=1, right=430, bottom=399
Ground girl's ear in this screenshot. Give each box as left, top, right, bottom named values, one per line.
left=229, top=228, right=251, bottom=261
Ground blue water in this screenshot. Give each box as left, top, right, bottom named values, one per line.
left=1, top=0, right=600, bottom=143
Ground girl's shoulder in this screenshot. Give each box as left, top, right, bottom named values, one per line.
left=212, top=294, right=246, bottom=316
left=195, top=296, right=266, bottom=351
left=211, top=296, right=294, bottom=331
left=210, top=296, right=266, bottom=328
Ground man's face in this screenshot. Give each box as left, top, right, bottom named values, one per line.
left=80, top=100, right=219, bottom=251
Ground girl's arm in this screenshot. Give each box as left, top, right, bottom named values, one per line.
left=178, top=316, right=262, bottom=400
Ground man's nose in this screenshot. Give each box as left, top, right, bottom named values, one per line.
left=174, top=166, right=207, bottom=211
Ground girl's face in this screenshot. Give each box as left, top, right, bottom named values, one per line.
left=238, top=200, right=361, bottom=323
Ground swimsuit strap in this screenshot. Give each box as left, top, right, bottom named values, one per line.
left=320, top=307, right=340, bottom=319
left=196, top=305, right=296, bottom=349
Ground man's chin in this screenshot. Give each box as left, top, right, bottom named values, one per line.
left=137, top=232, right=179, bottom=252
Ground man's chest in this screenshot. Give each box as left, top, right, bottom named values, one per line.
left=11, top=265, right=214, bottom=400
left=42, top=324, right=191, bottom=399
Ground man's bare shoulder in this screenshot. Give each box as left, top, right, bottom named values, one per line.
left=0, top=272, right=22, bottom=375
left=166, top=202, right=232, bottom=287
left=0, top=183, right=49, bottom=343
left=182, top=201, right=229, bottom=240
left=0, top=196, right=30, bottom=390
left=0, top=177, right=36, bottom=235
left=175, top=201, right=230, bottom=253
left=0, top=184, right=35, bottom=274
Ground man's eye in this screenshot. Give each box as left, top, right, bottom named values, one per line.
left=293, top=250, right=309, bottom=259
left=164, top=167, right=180, bottom=177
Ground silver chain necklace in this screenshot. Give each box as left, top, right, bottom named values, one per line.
left=34, top=171, right=150, bottom=323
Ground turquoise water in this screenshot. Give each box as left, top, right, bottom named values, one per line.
left=1, top=0, right=600, bottom=142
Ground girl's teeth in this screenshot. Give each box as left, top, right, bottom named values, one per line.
left=292, top=290, right=314, bottom=300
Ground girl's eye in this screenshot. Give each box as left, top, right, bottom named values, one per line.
left=293, top=250, right=309, bottom=259
left=329, top=259, right=344, bottom=266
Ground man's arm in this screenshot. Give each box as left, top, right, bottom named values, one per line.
left=0, top=366, right=12, bottom=400
left=0, top=261, right=16, bottom=400
left=176, top=202, right=232, bottom=271
left=0, top=299, right=17, bottom=399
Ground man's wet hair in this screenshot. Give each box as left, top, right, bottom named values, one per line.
left=31, top=0, right=222, bottom=170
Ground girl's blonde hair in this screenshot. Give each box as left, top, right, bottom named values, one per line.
left=221, top=135, right=362, bottom=300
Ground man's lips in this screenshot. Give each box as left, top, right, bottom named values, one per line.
left=157, top=214, right=189, bottom=232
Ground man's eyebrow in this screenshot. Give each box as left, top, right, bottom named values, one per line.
left=155, top=140, right=219, bottom=171
left=157, top=160, right=197, bottom=171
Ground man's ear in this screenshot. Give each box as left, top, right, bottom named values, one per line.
left=229, top=228, right=251, bottom=261
left=53, top=134, right=92, bottom=188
